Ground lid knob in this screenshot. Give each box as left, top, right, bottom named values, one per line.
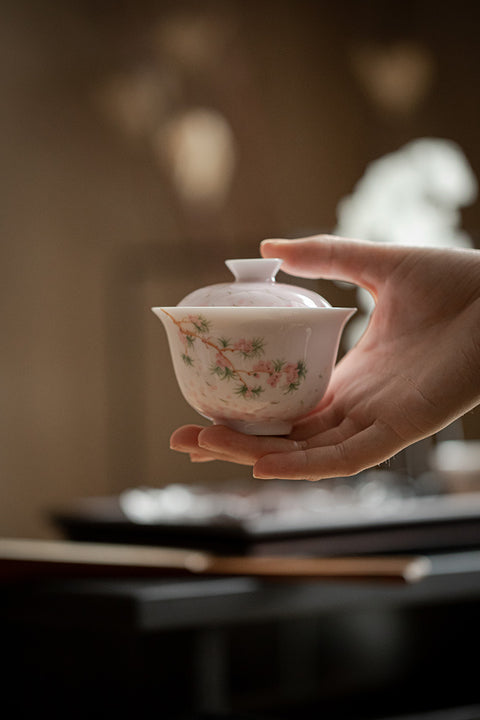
left=225, top=258, right=282, bottom=283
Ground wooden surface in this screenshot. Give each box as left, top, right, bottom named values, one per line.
left=0, top=537, right=431, bottom=583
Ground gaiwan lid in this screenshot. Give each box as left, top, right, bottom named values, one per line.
left=177, top=258, right=331, bottom=308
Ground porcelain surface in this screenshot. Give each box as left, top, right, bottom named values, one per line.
left=177, top=258, right=331, bottom=308
left=152, top=258, right=356, bottom=436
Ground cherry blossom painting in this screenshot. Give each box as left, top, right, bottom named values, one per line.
left=161, top=310, right=307, bottom=399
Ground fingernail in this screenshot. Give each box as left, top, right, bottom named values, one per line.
left=253, top=463, right=275, bottom=479
left=170, top=441, right=188, bottom=453
left=197, top=435, right=213, bottom=450
left=189, top=453, right=210, bottom=463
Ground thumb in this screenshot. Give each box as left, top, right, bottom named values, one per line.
left=261, top=235, right=394, bottom=291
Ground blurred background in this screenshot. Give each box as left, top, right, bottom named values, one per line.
left=1, top=0, right=480, bottom=540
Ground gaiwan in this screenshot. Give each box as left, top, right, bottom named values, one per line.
left=152, top=258, right=355, bottom=436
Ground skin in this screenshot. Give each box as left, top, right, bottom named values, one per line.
left=170, top=235, right=480, bottom=481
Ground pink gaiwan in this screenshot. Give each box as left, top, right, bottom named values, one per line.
left=152, top=258, right=355, bottom=436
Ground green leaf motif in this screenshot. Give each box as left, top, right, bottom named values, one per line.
left=173, top=314, right=308, bottom=400
left=297, top=360, right=307, bottom=379
left=285, top=382, right=300, bottom=394
left=250, top=338, right=265, bottom=358
left=235, top=384, right=264, bottom=398
left=192, top=316, right=211, bottom=334
left=211, top=365, right=235, bottom=381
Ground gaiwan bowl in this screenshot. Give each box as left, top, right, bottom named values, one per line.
left=152, top=258, right=356, bottom=436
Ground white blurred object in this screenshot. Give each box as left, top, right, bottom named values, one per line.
left=430, top=440, right=480, bottom=494
left=119, top=471, right=416, bottom=527
left=335, top=138, right=478, bottom=346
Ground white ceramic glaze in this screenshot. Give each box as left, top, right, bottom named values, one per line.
left=177, top=258, right=331, bottom=308
left=152, top=306, right=355, bottom=435
left=152, top=259, right=356, bottom=435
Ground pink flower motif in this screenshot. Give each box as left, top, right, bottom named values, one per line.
left=284, top=363, right=299, bottom=384
left=267, top=372, right=281, bottom=388
left=233, top=338, right=253, bottom=354
left=252, top=360, right=274, bottom=374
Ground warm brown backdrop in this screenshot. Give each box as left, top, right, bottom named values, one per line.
left=1, top=0, right=479, bottom=538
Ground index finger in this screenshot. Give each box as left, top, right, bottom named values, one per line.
left=261, top=235, right=393, bottom=294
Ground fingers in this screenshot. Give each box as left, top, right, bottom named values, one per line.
left=261, top=235, right=393, bottom=293
left=170, top=424, right=237, bottom=464
left=170, top=424, right=306, bottom=466
left=170, top=424, right=203, bottom=452
left=197, top=425, right=306, bottom=464
left=253, top=419, right=405, bottom=481
left=189, top=452, right=217, bottom=463
left=171, top=418, right=405, bottom=481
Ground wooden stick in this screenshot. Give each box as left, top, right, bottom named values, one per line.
left=0, top=538, right=431, bottom=584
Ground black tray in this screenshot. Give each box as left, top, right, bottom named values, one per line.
left=52, top=490, right=480, bottom=557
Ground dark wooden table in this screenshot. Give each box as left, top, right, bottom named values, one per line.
left=3, top=549, right=480, bottom=719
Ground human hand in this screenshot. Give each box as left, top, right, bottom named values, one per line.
left=170, top=235, right=480, bottom=480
